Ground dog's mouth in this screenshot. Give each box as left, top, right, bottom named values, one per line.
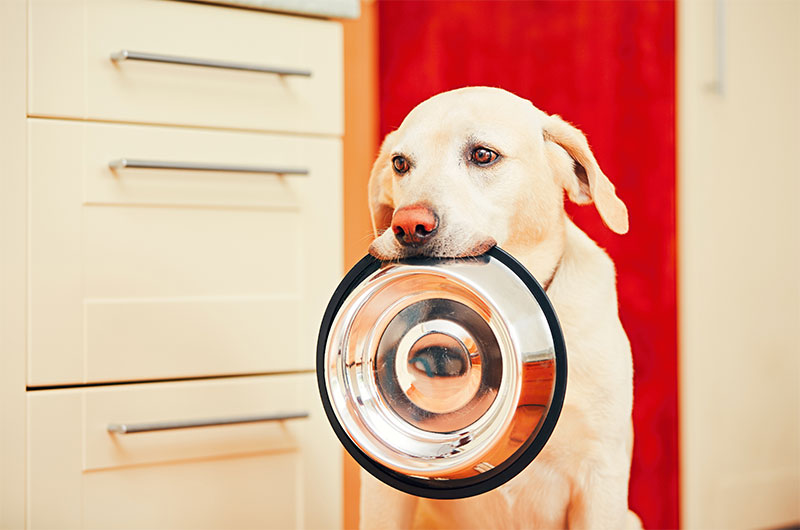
left=368, top=237, right=497, bottom=261
left=453, top=238, right=498, bottom=258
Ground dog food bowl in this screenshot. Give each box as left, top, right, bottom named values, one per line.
left=316, top=247, right=566, bottom=499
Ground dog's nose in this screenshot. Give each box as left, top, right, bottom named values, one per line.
left=392, top=204, right=439, bottom=247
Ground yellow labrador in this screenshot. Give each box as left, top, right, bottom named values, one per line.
left=363, top=87, right=641, bottom=529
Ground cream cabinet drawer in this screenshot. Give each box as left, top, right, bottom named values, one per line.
left=27, top=374, right=342, bottom=529
left=28, top=119, right=343, bottom=385
left=28, top=0, right=343, bottom=135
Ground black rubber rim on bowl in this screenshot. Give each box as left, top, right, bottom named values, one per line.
left=315, top=246, right=567, bottom=499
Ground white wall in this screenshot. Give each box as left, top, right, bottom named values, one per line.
left=679, top=1, right=800, bottom=528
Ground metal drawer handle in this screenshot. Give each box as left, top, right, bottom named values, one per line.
left=109, top=158, right=309, bottom=176
left=107, top=411, right=309, bottom=434
left=111, top=49, right=312, bottom=77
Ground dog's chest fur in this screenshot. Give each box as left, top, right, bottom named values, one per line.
left=411, top=221, right=634, bottom=529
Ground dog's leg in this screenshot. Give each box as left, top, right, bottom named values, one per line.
left=359, top=470, right=419, bottom=530
left=566, top=448, right=631, bottom=530
left=623, top=421, right=643, bottom=529
left=624, top=509, right=643, bottom=529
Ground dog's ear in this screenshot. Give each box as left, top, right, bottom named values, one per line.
left=543, top=114, right=629, bottom=234
left=368, top=131, right=397, bottom=237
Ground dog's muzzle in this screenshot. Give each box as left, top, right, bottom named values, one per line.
left=316, top=247, right=567, bottom=499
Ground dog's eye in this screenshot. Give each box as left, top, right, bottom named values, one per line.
left=471, top=147, right=499, bottom=166
left=392, top=156, right=410, bottom=174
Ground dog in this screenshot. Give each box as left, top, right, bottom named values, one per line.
left=362, top=87, right=641, bottom=529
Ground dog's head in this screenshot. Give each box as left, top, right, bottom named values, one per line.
left=368, top=87, right=628, bottom=260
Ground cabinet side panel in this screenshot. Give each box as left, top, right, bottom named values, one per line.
left=27, top=391, right=84, bottom=529
left=0, top=0, right=29, bottom=527
left=678, top=1, right=800, bottom=528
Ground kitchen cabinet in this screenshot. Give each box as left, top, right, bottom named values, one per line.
left=0, top=1, right=344, bottom=528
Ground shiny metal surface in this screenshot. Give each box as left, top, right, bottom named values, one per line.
left=323, top=254, right=557, bottom=481
left=110, top=49, right=313, bottom=77
left=108, top=158, right=309, bottom=175
left=107, top=411, right=309, bottom=434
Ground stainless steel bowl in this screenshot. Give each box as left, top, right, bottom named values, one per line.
left=316, top=247, right=566, bottom=499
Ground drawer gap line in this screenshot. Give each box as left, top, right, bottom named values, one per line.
left=26, top=368, right=315, bottom=391
left=26, top=115, right=344, bottom=140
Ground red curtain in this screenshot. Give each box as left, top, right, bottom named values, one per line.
left=376, top=2, right=678, bottom=528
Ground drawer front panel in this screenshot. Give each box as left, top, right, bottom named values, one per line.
left=28, top=119, right=343, bottom=385
left=84, top=374, right=308, bottom=470
left=82, top=208, right=300, bottom=298
left=84, top=298, right=299, bottom=383
left=82, top=121, right=312, bottom=209
left=27, top=374, right=342, bottom=529
left=83, top=455, right=299, bottom=530
left=29, top=0, right=343, bottom=135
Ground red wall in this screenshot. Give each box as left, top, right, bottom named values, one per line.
left=376, top=2, right=678, bottom=528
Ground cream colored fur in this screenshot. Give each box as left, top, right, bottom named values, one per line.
left=361, top=87, right=641, bottom=530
